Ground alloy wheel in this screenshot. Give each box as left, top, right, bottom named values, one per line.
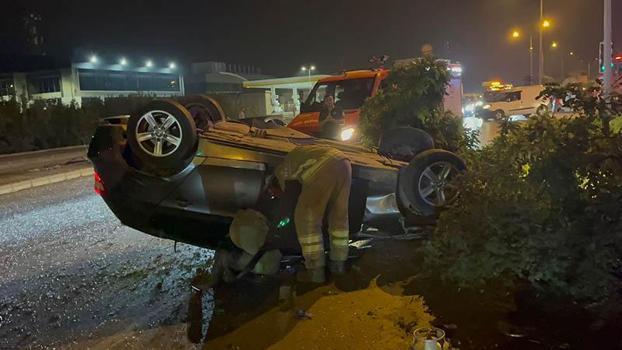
left=135, top=110, right=183, bottom=157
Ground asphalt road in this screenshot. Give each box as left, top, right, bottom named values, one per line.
left=0, top=177, right=213, bottom=349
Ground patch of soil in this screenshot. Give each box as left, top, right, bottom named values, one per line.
left=205, top=279, right=434, bottom=350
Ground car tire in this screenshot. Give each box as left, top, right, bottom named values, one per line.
left=494, top=109, right=505, bottom=120
left=177, top=95, right=226, bottom=130
left=127, top=99, right=197, bottom=177
left=378, top=127, right=435, bottom=162
left=396, top=149, right=466, bottom=217
left=536, top=105, right=549, bottom=115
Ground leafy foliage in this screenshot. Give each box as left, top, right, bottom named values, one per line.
left=359, top=56, right=473, bottom=151
left=0, top=96, right=155, bottom=154
left=424, top=84, right=622, bottom=304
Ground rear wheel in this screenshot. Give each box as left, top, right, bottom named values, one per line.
left=127, top=100, right=197, bottom=176
left=178, top=95, right=226, bottom=130
left=378, top=127, right=435, bottom=162
left=396, top=149, right=466, bottom=217
left=536, top=104, right=549, bottom=115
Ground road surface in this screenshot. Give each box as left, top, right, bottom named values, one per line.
left=0, top=176, right=611, bottom=349
left=0, top=177, right=212, bottom=349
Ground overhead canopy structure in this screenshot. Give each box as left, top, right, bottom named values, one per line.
left=242, top=74, right=329, bottom=90
left=243, top=74, right=330, bottom=118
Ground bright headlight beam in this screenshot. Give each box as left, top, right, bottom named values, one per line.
left=340, top=128, right=355, bottom=141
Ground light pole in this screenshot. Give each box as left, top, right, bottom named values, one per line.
left=301, top=65, right=316, bottom=81
left=530, top=35, right=534, bottom=84
left=603, top=0, right=613, bottom=95
left=510, top=30, right=535, bottom=84
left=538, top=1, right=554, bottom=84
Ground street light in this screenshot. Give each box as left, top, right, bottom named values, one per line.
left=542, top=19, right=551, bottom=28
left=169, top=62, right=176, bottom=69
left=301, top=65, right=316, bottom=80
left=89, top=55, right=98, bottom=64
left=145, top=60, right=153, bottom=68
left=551, top=41, right=558, bottom=49
left=512, top=30, right=521, bottom=39
left=119, top=57, right=127, bottom=66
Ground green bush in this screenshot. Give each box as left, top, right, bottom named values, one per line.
left=359, top=56, right=473, bottom=151
left=0, top=96, right=155, bottom=154
left=423, top=85, right=622, bottom=304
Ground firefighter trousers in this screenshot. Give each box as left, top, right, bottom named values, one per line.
left=294, top=158, right=351, bottom=270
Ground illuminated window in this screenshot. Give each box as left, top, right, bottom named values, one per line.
left=78, top=69, right=180, bottom=92
left=27, top=74, right=61, bottom=94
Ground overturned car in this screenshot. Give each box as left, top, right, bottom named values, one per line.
left=88, top=96, right=465, bottom=253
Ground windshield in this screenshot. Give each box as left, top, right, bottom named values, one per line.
left=304, top=77, right=375, bottom=110
left=483, top=90, right=521, bottom=103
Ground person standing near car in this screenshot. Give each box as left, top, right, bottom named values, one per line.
left=273, top=145, right=352, bottom=283
left=318, top=95, right=344, bottom=139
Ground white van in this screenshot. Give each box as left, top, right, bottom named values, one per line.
left=480, top=85, right=547, bottom=120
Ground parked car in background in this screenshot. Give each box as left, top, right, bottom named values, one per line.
left=480, top=85, right=547, bottom=120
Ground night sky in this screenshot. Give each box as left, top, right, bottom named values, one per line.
left=1, top=0, right=620, bottom=91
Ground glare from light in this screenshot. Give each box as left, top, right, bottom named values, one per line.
left=340, top=127, right=355, bottom=141
left=120, top=57, right=127, bottom=66
left=89, top=55, right=98, bottom=64
left=482, top=104, right=491, bottom=110
left=551, top=41, right=558, bottom=49
left=569, top=51, right=574, bottom=56
left=464, top=103, right=475, bottom=113
left=145, top=60, right=153, bottom=68
left=451, top=66, right=463, bottom=74
left=512, top=30, right=520, bottom=39
left=301, top=66, right=307, bottom=71
left=509, top=115, right=528, bottom=122
left=169, top=62, right=176, bottom=69
left=310, top=65, right=316, bottom=71
left=463, top=117, right=483, bottom=131
left=475, top=101, right=484, bottom=107
left=542, top=19, right=551, bottom=28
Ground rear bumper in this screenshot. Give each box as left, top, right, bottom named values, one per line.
left=88, top=125, right=231, bottom=249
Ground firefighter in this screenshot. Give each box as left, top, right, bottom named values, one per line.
left=274, top=145, right=352, bottom=283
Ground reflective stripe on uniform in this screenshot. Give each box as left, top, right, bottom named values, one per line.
left=298, top=235, right=324, bottom=245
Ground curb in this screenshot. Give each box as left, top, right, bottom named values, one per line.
left=0, top=166, right=92, bottom=196
left=0, top=145, right=87, bottom=160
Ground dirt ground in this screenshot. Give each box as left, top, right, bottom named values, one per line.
left=205, top=280, right=434, bottom=350
left=72, top=279, right=435, bottom=350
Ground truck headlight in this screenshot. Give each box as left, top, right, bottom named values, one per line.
left=340, top=127, right=355, bottom=141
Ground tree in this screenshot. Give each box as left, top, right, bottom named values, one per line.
left=359, top=56, right=471, bottom=151
left=422, top=83, right=622, bottom=307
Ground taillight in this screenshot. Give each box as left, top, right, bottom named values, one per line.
left=94, top=171, right=105, bottom=195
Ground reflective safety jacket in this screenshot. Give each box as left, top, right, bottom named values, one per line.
left=274, top=145, right=347, bottom=190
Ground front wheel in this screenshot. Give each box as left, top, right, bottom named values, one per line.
left=494, top=109, right=505, bottom=120
left=127, top=100, right=197, bottom=177
left=396, top=149, right=466, bottom=217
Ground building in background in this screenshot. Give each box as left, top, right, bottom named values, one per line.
left=185, top=61, right=270, bottom=94
left=0, top=54, right=184, bottom=106
left=185, top=61, right=326, bottom=120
